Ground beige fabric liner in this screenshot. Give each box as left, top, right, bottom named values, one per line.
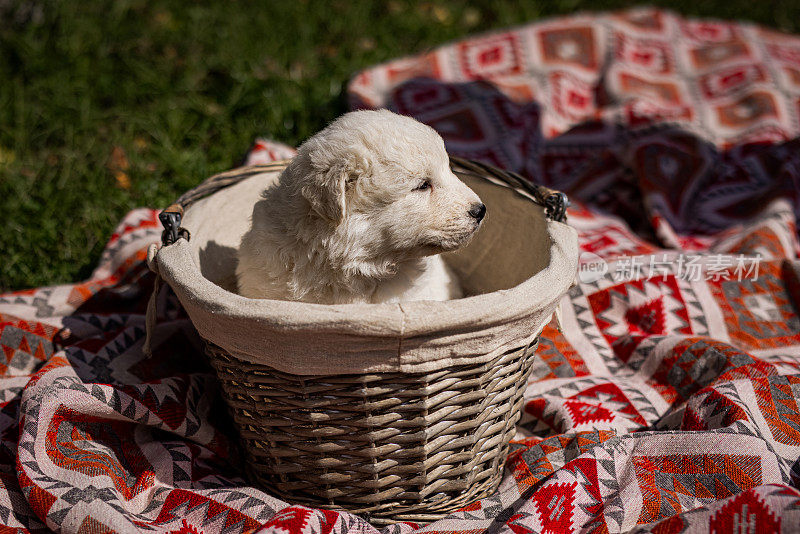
left=153, top=169, right=578, bottom=375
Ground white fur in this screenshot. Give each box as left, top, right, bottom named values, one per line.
left=236, top=109, right=484, bottom=304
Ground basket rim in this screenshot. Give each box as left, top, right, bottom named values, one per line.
left=155, top=214, right=577, bottom=335
left=151, top=166, right=578, bottom=375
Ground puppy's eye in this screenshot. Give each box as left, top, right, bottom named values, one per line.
left=413, top=179, right=431, bottom=192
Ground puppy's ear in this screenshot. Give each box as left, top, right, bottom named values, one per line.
left=301, top=163, right=351, bottom=224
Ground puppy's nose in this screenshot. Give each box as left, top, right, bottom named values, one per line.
left=468, top=203, right=486, bottom=222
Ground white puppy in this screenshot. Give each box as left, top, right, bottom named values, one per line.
left=236, top=109, right=485, bottom=304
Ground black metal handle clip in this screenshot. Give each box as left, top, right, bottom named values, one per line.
left=545, top=192, right=570, bottom=223
left=159, top=204, right=188, bottom=246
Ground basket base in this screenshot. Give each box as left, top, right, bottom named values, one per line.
left=247, top=460, right=505, bottom=525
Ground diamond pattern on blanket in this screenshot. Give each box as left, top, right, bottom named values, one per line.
left=709, top=262, right=800, bottom=349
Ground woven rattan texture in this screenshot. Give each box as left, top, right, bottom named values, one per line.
left=206, top=340, right=538, bottom=524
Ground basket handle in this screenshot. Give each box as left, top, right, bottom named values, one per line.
left=448, top=156, right=569, bottom=223
left=157, top=157, right=570, bottom=246
left=158, top=162, right=291, bottom=246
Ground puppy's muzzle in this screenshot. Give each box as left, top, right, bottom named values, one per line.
left=468, top=203, right=486, bottom=223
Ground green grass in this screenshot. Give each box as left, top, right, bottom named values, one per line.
left=1, top=0, right=799, bottom=291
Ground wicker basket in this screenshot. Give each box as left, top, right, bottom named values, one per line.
left=147, top=156, right=577, bottom=524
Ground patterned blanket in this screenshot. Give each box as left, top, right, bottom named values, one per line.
left=3, top=8, right=800, bottom=533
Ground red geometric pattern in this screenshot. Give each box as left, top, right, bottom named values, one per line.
left=459, top=33, right=525, bottom=79
left=708, top=261, right=800, bottom=349
left=708, top=489, right=782, bottom=533
left=533, top=322, right=590, bottom=380
left=0, top=8, right=799, bottom=534
left=633, top=454, right=763, bottom=523
left=0, top=315, right=56, bottom=375
left=531, top=482, right=577, bottom=534
left=589, top=275, right=692, bottom=362
left=45, top=405, right=156, bottom=501
left=570, top=382, right=647, bottom=427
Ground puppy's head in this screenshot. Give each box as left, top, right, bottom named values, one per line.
left=283, top=109, right=484, bottom=262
